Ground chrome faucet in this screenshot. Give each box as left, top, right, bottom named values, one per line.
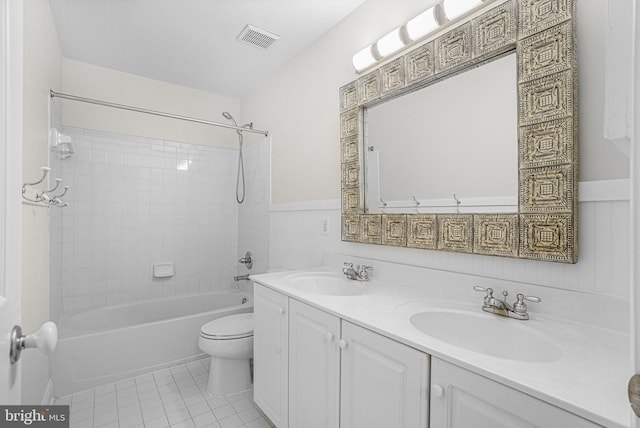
left=473, top=286, right=541, bottom=320
left=343, top=262, right=373, bottom=281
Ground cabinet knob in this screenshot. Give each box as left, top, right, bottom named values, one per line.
left=278, top=307, right=285, bottom=315
left=431, top=384, right=444, bottom=398
left=338, top=339, right=348, bottom=349
left=325, top=332, right=334, bottom=342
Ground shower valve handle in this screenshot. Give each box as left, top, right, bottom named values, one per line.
left=238, top=251, right=253, bottom=269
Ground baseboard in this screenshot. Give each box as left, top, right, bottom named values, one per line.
left=42, top=379, right=55, bottom=405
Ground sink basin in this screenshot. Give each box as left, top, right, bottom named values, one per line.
left=409, top=309, right=562, bottom=362
left=285, top=272, right=369, bottom=296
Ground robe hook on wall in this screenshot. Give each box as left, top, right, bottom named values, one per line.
left=22, top=166, right=70, bottom=208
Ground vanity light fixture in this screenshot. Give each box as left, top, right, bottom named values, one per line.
left=352, top=0, right=490, bottom=74
left=442, top=0, right=484, bottom=21
left=375, top=28, right=406, bottom=58
left=352, top=44, right=379, bottom=73
left=405, top=5, right=442, bottom=42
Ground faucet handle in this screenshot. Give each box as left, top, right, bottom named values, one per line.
left=521, top=294, right=541, bottom=303
left=356, top=265, right=373, bottom=280
left=513, top=293, right=541, bottom=315
left=473, top=286, right=494, bottom=306
left=343, top=262, right=353, bottom=268
left=473, top=286, right=493, bottom=295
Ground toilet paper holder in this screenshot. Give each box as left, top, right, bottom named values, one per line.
left=9, top=322, right=58, bottom=364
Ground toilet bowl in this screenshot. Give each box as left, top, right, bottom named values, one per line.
left=199, top=312, right=253, bottom=396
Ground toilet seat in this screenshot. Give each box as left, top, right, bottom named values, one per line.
left=200, top=313, right=253, bottom=340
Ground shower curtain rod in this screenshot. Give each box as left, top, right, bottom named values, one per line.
left=50, top=90, right=269, bottom=137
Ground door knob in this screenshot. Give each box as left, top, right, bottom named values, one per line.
left=325, top=332, right=334, bottom=342
left=10, top=322, right=58, bottom=364
left=338, top=339, right=348, bottom=349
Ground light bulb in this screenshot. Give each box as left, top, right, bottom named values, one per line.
left=352, top=45, right=377, bottom=73
left=376, top=28, right=405, bottom=58
left=442, top=0, right=483, bottom=21
left=406, top=6, right=440, bottom=42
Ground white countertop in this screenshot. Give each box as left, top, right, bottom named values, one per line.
left=251, top=268, right=630, bottom=428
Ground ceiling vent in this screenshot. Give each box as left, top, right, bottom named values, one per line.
left=237, top=24, right=280, bottom=50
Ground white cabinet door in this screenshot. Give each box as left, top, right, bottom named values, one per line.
left=253, top=284, right=289, bottom=428
left=430, top=358, right=602, bottom=428
left=289, top=300, right=340, bottom=428
left=340, top=321, right=429, bottom=428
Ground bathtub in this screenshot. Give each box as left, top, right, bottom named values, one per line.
left=51, top=290, right=252, bottom=397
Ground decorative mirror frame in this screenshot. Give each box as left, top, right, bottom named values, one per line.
left=340, top=0, right=578, bottom=263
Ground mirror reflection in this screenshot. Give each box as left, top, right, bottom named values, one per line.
left=365, top=53, right=518, bottom=213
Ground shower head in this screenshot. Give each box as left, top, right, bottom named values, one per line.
left=222, top=112, right=238, bottom=127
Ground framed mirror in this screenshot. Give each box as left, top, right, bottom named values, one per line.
left=339, top=0, right=578, bottom=263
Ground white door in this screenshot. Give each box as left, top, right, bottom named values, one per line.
left=0, top=0, right=24, bottom=404
left=288, top=300, right=340, bottom=428
left=340, top=321, right=429, bottom=428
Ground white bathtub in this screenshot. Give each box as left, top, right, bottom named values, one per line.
left=51, top=291, right=252, bottom=397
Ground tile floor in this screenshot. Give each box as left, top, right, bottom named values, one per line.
left=55, top=358, right=274, bottom=428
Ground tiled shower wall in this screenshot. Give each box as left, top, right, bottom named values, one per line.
left=50, top=127, right=239, bottom=321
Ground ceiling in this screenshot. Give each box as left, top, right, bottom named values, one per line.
left=49, top=0, right=367, bottom=98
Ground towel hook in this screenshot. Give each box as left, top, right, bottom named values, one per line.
left=453, top=193, right=461, bottom=214
left=22, top=167, right=70, bottom=208
left=412, top=195, right=421, bottom=213
left=22, top=167, right=49, bottom=191
left=43, top=178, right=62, bottom=195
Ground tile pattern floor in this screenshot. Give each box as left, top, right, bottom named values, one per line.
left=55, top=358, right=274, bottom=428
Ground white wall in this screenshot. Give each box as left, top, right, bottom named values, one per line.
left=22, top=0, right=61, bottom=405
left=60, top=59, right=241, bottom=149
left=243, top=0, right=629, bottom=204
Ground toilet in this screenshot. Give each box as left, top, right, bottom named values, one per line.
left=198, top=312, right=254, bottom=396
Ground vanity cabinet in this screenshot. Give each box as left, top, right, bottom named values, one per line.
left=288, top=299, right=340, bottom=428
left=254, top=284, right=289, bottom=428
left=430, top=358, right=603, bottom=428
left=254, top=284, right=429, bottom=428
left=340, top=321, right=429, bottom=428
